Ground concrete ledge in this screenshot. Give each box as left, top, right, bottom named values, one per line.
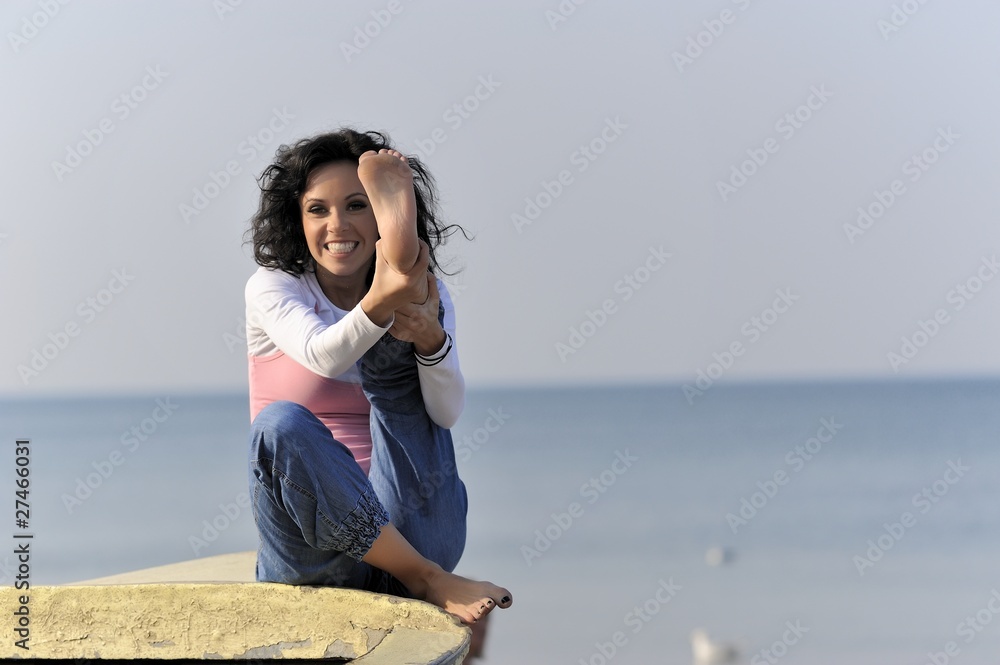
left=2, top=552, right=471, bottom=662
left=70, top=550, right=258, bottom=585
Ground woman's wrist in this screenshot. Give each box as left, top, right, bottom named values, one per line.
left=359, top=293, right=395, bottom=328
left=414, top=327, right=447, bottom=357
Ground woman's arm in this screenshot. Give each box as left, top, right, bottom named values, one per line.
left=246, top=269, right=391, bottom=378
left=247, top=242, right=431, bottom=378
left=389, top=278, right=466, bottom=428
left=415, top=280, right=464, bottom=428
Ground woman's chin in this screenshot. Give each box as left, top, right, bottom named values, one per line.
left=314, top=256, right=371, bottom=282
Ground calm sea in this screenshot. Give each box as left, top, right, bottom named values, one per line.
left=2, top=380, right=999, bottom=664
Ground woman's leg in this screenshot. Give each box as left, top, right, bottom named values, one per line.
left=357, top=325, right=468, bottom=573
left=357, top=149, right=420, bottom=274
left=248, top=400, right=385, bottom=588
left=361, top=522, right=511, bottom=625
left=248, top=399, right=512, bottom=623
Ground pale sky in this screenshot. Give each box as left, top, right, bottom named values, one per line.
left=3, top=0, right=999, bottom=397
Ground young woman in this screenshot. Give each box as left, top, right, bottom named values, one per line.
left=244, top=129, right=511, bottom=625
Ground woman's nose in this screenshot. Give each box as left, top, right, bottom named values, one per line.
left=327, top=211, right=350, bottom=231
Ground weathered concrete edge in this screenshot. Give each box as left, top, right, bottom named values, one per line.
left=352, top=626, right=471, bottom=665
left=12, top=551, right=471, bottom=663
left=2, top=583, right=470, bottom=662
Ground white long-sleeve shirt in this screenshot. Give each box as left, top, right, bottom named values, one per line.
left=245, top=266, right=465, bottom=429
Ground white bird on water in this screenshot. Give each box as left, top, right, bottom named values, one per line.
left=690, top=629, right=739, bottom=664
left=704, top=546, right=735, bottom=567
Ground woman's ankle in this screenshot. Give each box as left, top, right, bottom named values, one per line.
left=398, top=560, right=445, bottom=600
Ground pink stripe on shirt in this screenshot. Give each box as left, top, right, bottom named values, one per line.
left=249, top=352, right=373, bottom=475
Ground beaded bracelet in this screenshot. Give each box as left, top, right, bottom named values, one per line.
left=415, top=332, right=453, bottom=367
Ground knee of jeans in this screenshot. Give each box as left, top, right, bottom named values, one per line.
left=251, top=400, right=314, bottom=437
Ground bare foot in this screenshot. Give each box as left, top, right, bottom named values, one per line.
left=411, top=565, right=512, bottom=626
left=359, top=524, right=511, bottom=626
left=463, top=612, right=489, bottom=663
left=357, top=149, right=419, bottom=274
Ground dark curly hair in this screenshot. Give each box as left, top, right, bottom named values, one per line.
left=246, top=128, right=466, bottom=280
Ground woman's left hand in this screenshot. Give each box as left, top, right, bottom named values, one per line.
left=389, top=274, right=446, bottom=355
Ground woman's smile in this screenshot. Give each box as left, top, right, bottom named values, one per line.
left=325, top=240, right=360, bottom=256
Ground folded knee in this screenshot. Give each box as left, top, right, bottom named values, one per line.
left=251, top=400, right=316, bottom=437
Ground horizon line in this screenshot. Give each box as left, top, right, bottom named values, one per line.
left=3, top=373, right=999, bottom=401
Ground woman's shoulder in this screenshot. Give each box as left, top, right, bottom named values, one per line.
left=245, top=266, right=315, bottom=301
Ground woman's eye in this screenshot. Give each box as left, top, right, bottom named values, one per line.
left=308, top=206, right=326, bottom=214
left=347, top=201, right=367, bottom=211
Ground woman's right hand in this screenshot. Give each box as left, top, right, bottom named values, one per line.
left=360, top=239, right=430, bottom=327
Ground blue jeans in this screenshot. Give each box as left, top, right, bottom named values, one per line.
left=248, top=330, right=468, bottom=596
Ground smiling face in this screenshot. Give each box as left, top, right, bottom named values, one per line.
left=300, top=161, right=378, bottom=306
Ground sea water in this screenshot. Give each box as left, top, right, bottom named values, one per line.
left=2, top=379, right=998, bottom=664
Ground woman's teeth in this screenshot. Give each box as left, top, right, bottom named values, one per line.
left=326, top=242, right=358, bottom=253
